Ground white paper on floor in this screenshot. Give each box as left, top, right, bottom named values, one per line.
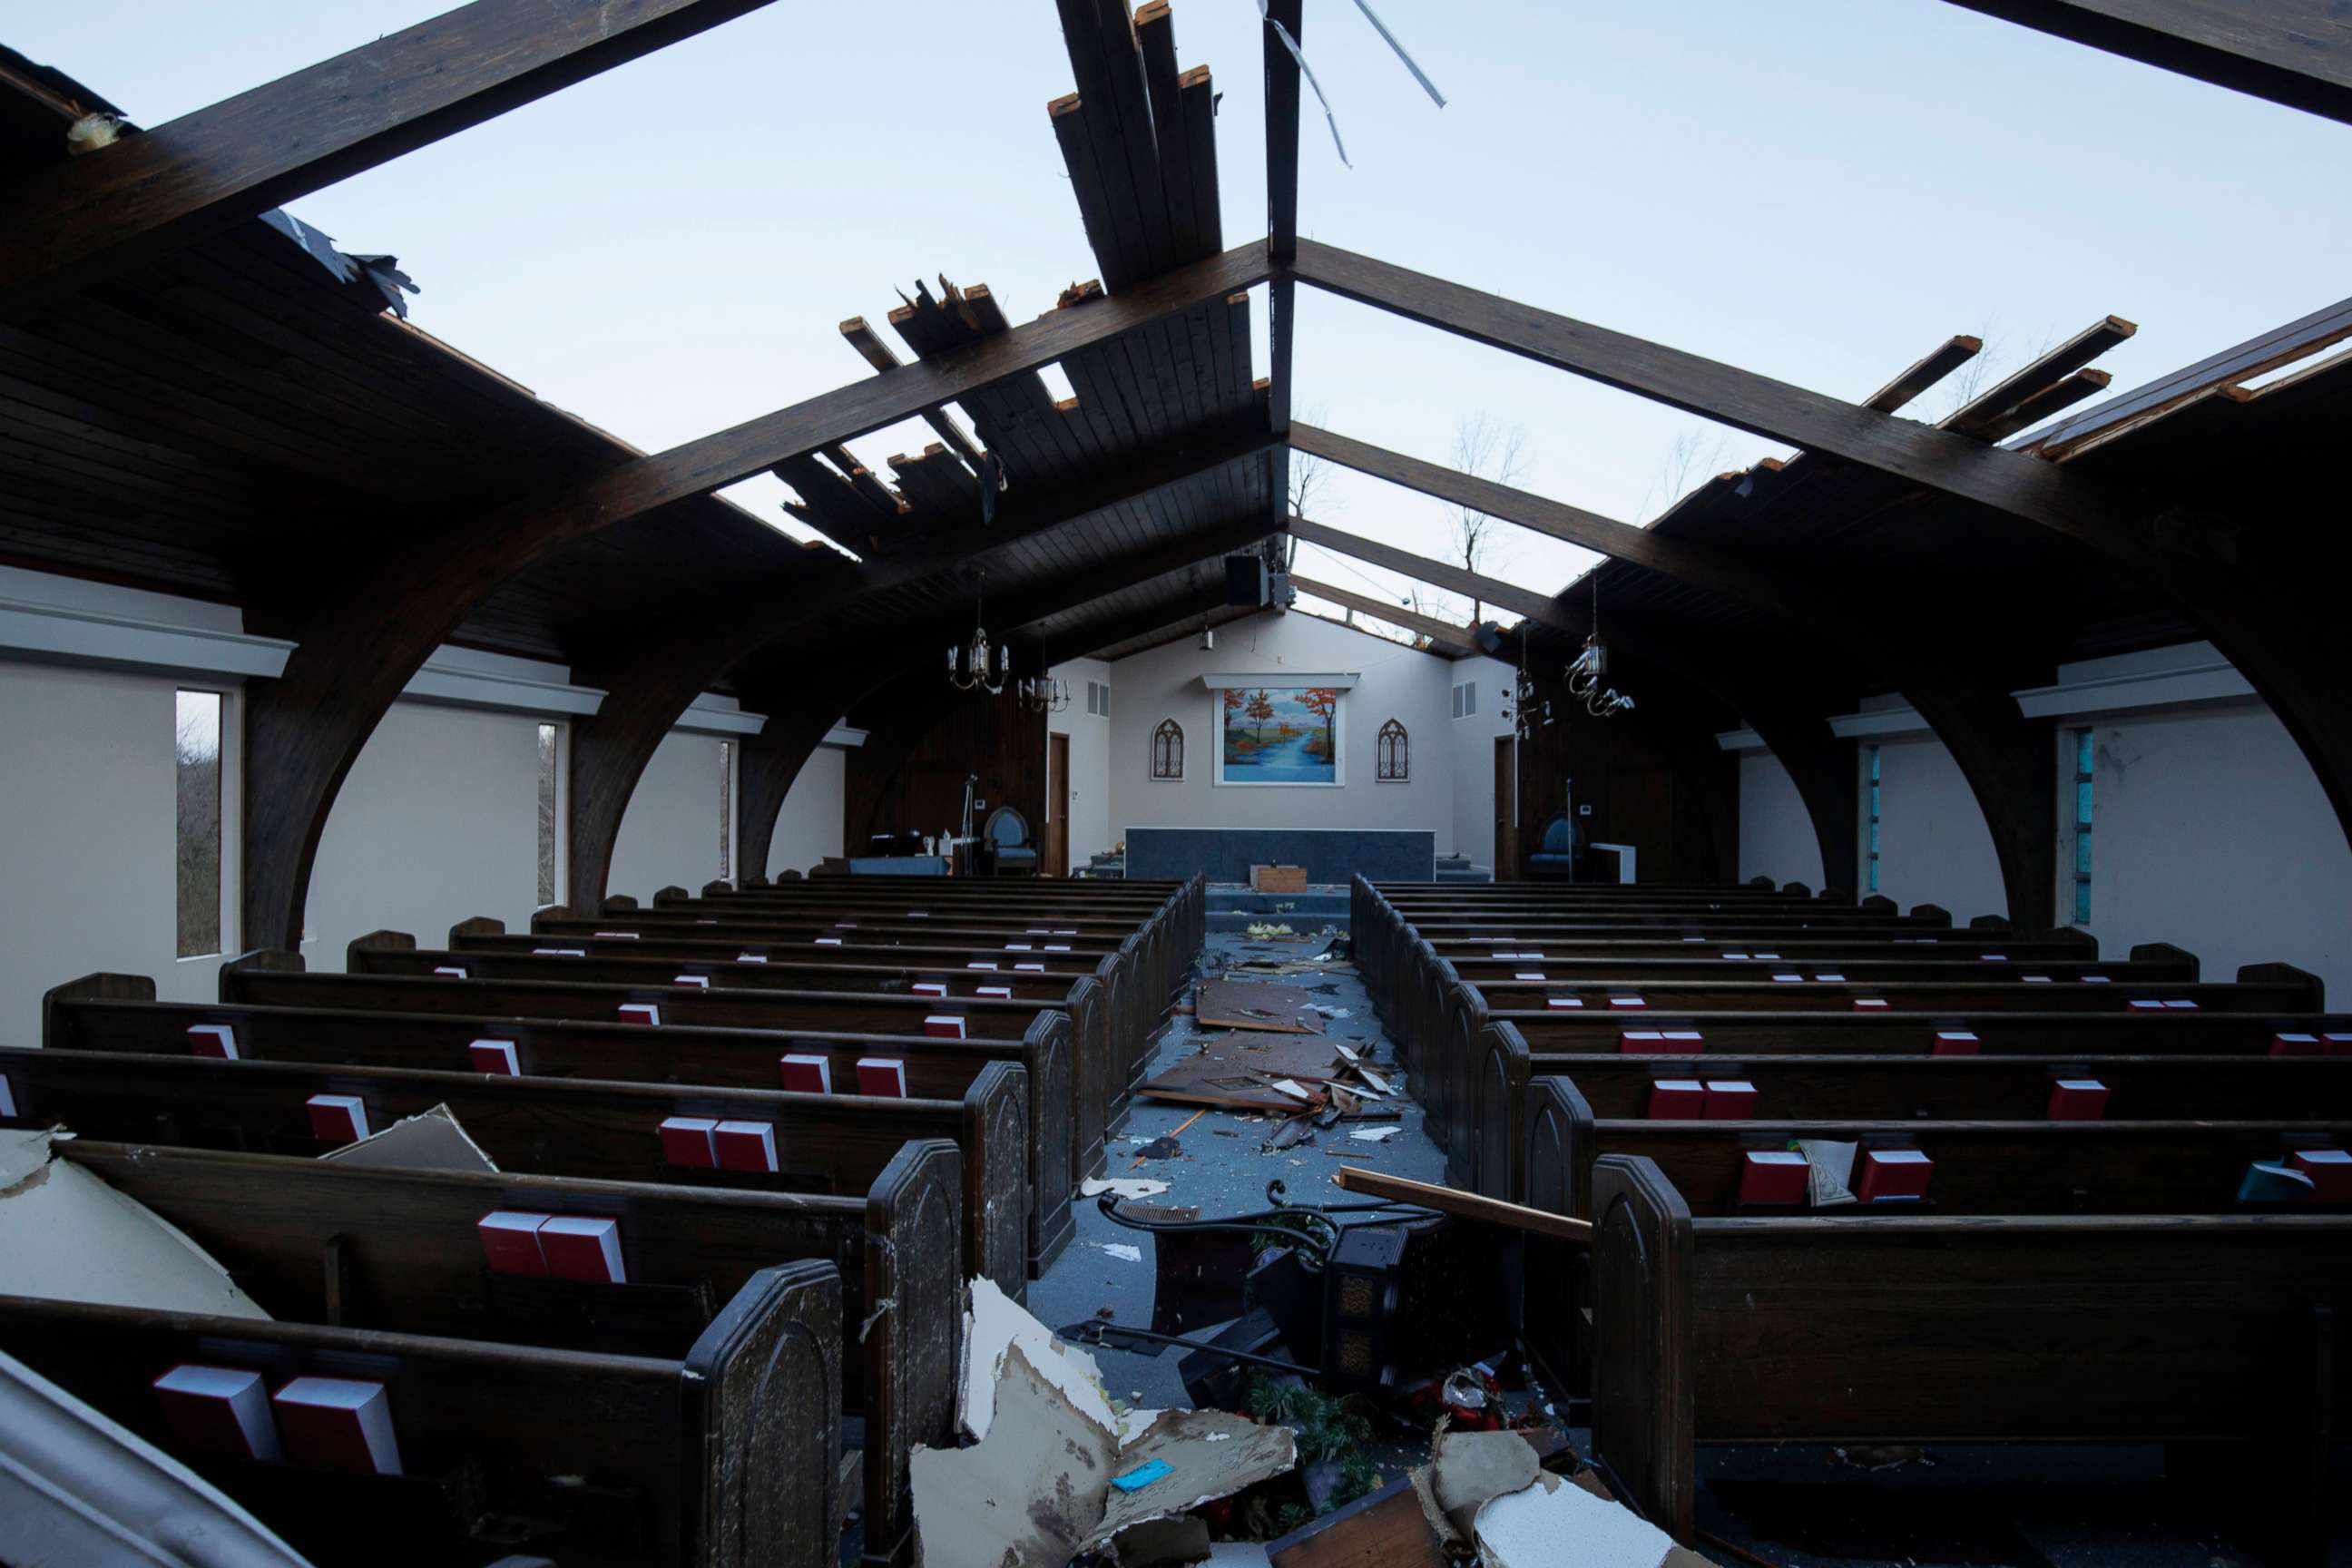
left=1082, top=1177, right=1171, bottom=1200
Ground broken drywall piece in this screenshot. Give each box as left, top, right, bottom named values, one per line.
left=1089, top=1407, right=1298, bottom=1547
left=1475, top=1468, right=1676, bottom=1567
left=322, top=1103, right=499, bottom=1173
left=1426, top=1427, right=1541, bottom=1545
left=1101, top=1242, right=1144, bottom=1262
left=914, top=1342, right=1117, bottom=1568
left=0, top=1129, right=270, bottom=1320
left=1348, top=1126, right=1402, bottom=1142
left=959, top=1276, right=1123, bottom=1442
left=1083, top=1177, right=1171, bottom=1200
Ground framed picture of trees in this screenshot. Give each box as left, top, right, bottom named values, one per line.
left=1214, top=684, right=1344, bottom=786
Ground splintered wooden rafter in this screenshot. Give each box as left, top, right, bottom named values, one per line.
left=0, top=0, right=784, bottom=310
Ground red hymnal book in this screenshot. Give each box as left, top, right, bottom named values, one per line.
left=1546, top=997, right=1584, bottom=1010
left=477, top=1210, right=551, bottom=1275
left=1856, top=1149, right=1934, bottom=1201
left=778, top=1054, right=832, bottom=1093
left=673, top=975, right=711, bottom=989
left=272, top=1377, right=401, bottom=1475
left=152, top=1364, right=281, bottom=1462
left=1852, top=998, right=1892, bottom=1011
left=468, top=1038, right=520, bottom=1075
left=1608, top=996, right=1646, bottom=1009
left=659, top=1116, right=719, bottom=1167
left=925, top=1015, right=967, bottom=1040
left=976, top=985, right=1013, bottom=1000
left=305, top=1094, right=369, bottom=1143
left=714, top=1121, right=779, bottom=1172
left=1738, top=1151, right=1808, bottom=1206
left=2290, top=1148, right=2352, bottom=1202
left=186, top=1024, right=239, bottom=1059
left=857, top=1058, right=908, bottom=1097
left=1620, top=1031, right=1671, bottom=1055
left=2045, top=1079, right=2110, bottom=1121
left=1702, top=1080, right=1758, bottom=1119
left=2271, top=1033, right=2323, bottom=1056
left=913, top=982, right=948, bottom=998
left=1646, top=1079, right=1705, bottom=1118
left=617, top=1003, right=661, bottom=1027
left=539, top=1216, right=626, bottom=1283
left=432, top=965, right=467, bottom=979
left=1933, top=1031, right=1979, bottom=1055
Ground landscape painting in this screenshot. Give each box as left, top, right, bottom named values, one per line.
left=1217, top=686, right=1342, bottom=786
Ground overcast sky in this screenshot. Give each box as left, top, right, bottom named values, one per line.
left=16, top=2, right=2347, bottom=632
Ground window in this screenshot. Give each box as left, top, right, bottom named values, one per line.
left=2071, top=728, right=2094, bottom=925
left=1150, top=719, right=1185, bottom=780
left=175, top=690, right=222, bottom=958
left=536, top=722, right=560, bottom=906
left=718, top=740, right=735, bottom=881
left=1865, top=743, right=1882, bottom=894
left=1451, top=681, right=1476, bottom=719
left=1377, top=718, right=1409, bottom=781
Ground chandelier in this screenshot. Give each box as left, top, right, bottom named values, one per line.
left=1018, top=671, right=1070, bottom=713
left=1500, top=632, right=1553, bottom=742
left=1567, top=576, right=1635, bottom=718
left=947, top=570, right=1007, bottom=695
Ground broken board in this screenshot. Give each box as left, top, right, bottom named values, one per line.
left=1196, top=978, right=1325, bottom=1035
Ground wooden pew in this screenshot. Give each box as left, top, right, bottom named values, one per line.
left=1519, top=1077, right=2352, bottom=1402
left=357, top=928, right=1114, bottom=1196
left=214, top=954, right=1093, bottom=1240
left=1470, top=1006, right=2352, bottom=1201
left=1589, top=1154, right=2348, bottom=1561
left=0, top=1283, right=838, bottom=1568
left=44, top=979, right=1070, bottom=1276
left=35, top=1141, right=858, bottom=1564
left=0, top=1042, right=1023, bottom=1301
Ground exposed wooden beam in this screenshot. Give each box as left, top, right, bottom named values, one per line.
left=1290, top=423, right=1818, bottom=625
left=549, top=240, right=1273, bottom=547
left=1942, top=315, right=2135, bottom=436
left=1289, top=573, right=1479, bottom=652
left=1863, top=334, right=1983, bottom=413
left=1291, top=514, right=2058, bottom=926
left=1288, top=240, right=2113, bottom=542
left=0, top=0, right=780, bottom=311
left=1262, top=0, right=1304, bottom=528
left=1939, top=1, right=2352, bottom=126
left=1970, top=368, right=2112, bottom=443
left=837, top=318, right=987, bottom=471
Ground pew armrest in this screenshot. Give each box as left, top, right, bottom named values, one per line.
left=683, top=1259, right=843, bottom=1568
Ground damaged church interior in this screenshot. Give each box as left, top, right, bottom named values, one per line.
left=1, top=2, right=2349, bottom=1565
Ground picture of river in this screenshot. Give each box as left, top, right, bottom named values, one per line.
left=1219, top=685, right=1341, bottom=785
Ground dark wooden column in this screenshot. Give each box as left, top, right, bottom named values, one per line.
left=736, top=697, right=874, bottom=882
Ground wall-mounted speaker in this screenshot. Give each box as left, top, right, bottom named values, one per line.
left=1224, top=554, right=1269, bottom=607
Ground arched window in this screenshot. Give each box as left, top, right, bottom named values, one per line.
left=1377, top=719, right=1408, bottom=782
left=1151, top=719, right=1185, bottom=780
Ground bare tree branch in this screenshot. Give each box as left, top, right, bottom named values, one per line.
left=1450, top=410, right=1526, bottom=621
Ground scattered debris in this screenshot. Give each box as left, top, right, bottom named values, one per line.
left=1349, top=1127, right=1402, bottom=1142
left=323, top=1102, right=498, bottom=1173
left=1101, top=1243, right=1145, bottom=1263
left=1198, top=979, right=1327, bottom=1035
left=1083, top=1177, right=1171, bottom=1200
left=1135, top=1138, right=1185, bottom=1161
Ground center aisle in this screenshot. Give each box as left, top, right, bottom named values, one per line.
left=1024, top=926, right=1447, bottom=1409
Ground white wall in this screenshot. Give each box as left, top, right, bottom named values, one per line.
left=1048, top=656, right=1113, bottom=867
left=0, top=662, right=225, bottom=1044
left=611, top=730, right=732, bottom=902
left=1106, top=610, right=1458, bottom=845
left=1446, top=656, right=1516, bottom=868
left=305, top=703, right=547, bottom=965
left=1737, top=752, right=1822, bottom=888
left=1866, top=735, right=2008, bottom=923
left=766, top=743, right=845, bottom=878
left=2071, top=703, right=2350, bottom=996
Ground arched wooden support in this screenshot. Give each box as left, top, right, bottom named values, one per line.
left=1296, top=517, right=2055, bottom=926
left=235, top=247, right=1272, bottom=947
left=737, top=700, right=870, bottom=882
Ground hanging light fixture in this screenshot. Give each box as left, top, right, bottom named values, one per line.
left=1566, top=574, right=1635, bottom=718
left=1018, top=637, right=1070, bottom=713
left=1499, top=628, right=1553, bottom=741
left=948, top=569, right=1007, bottom=696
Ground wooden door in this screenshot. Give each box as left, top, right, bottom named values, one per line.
left=1494, top=736, right=1518, bottom=881
left=1046, top=732, right=1071, bottom=877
